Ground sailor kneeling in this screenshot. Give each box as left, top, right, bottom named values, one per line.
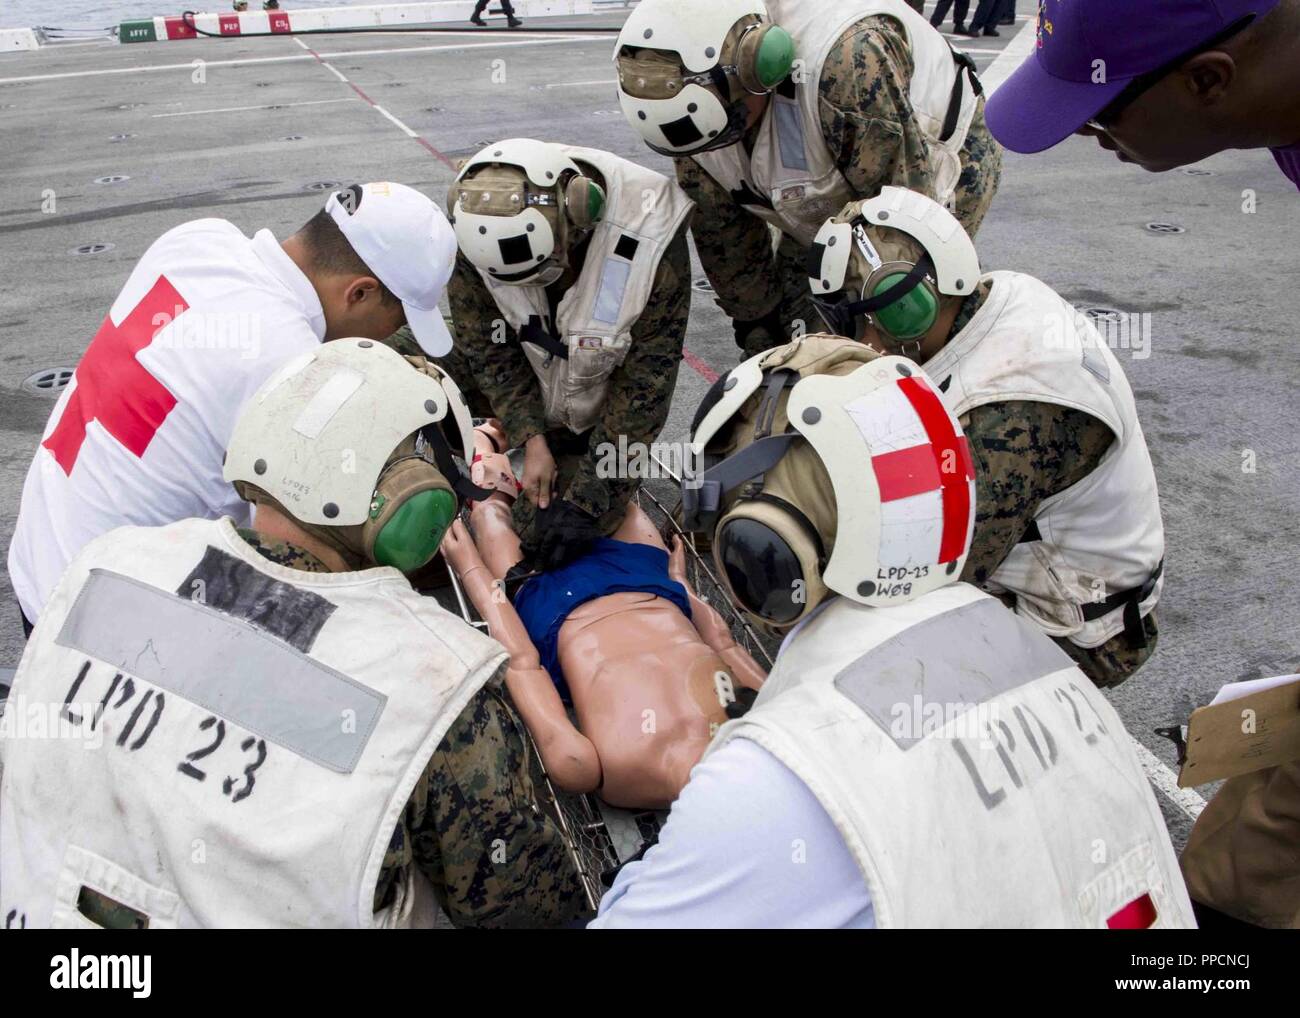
left=0, top=341, right=585, bottom=929
left=592, top=338, right=1195, bottom=929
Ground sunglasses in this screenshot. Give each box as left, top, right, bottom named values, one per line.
left=1084, top=17, right=1254, bottom=132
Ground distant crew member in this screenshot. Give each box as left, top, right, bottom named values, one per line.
left=8, top=182, right=456, bottom=632
left=965, top=0, right=1007, bottom=36
left=929, top=0, right=972, bottom=34
left=0, top=341, right=585, bottom=929
left=471, top=0, right=522, bottom=29
left=806, top=187, right=1164, bottom=687
left=593, top=337, right=1196, bottom=929
left=614, top=0, right=1002, bottom=357
left=440, top=139, right=693, bottom=572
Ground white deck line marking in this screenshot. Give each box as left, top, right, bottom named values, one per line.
left=1131, top=737, right=1207, bottom=820
left=150, top=96, right=359, bottom=117
left=978, top=15, right=1037, bottom=92
left=545, top=77, right=617, bottom=88
left=0, top=35, right=590, bottom=85
left=372, top=103, right=419, bottom=137
left=294, top=37, right=456, bottom=166
left=32, top=39, right=114, bottom=48
left=294, top=35, right=591, bottom=59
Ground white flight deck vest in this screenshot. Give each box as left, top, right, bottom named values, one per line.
left=693, top=0, right=979, bottom=247
left=480, top=146, right=693, bottom=435
left=712, top=585, right=1196, bottom=929
left=924, top=271, right=1165, bottom=649
left=0, top=517, right=506, bottom=929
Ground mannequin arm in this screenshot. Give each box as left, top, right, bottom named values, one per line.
left=468, top=496, right=526, bottom=580
left=441, top=521, right=602, bottom=793
left=667, top=536, right=767, bottom=692
left=473, top=418, right=509, bottom=457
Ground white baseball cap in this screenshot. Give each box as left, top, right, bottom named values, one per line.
left=324, top=181, right=456, bottom=356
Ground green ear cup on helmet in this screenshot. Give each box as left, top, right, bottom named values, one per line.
left=871, top=272, right=939, bottom=341
left=372, top=488, right=457, bottom=573
left=754, top=25, right=795, bottom=90
left=565, top=175, right=606, bottom=230
left=736, top=22, right=796, bottom=94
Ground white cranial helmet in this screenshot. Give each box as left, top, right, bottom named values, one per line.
left=613, top=0, right=795, bottom=156
left=223, top=339, right=485, bottom=573
left=682, top=336, right=976, bottom=626
left=449, top=138, right=606, bottom=286
left=808, top=187, right=982, bottom=351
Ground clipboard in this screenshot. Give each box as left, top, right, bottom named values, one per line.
left=1178, top=674, right=1300, bottom=787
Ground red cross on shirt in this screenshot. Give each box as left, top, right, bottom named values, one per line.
left=44, top=275, right=187, bottom=476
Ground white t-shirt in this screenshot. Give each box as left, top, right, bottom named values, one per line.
left=8, top=219, right=325, bottom=623
left=589, top=737, right=876, bottom=929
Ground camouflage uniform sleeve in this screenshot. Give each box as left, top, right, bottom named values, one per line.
left=960, top=400, right=1154, bottom=688
left=446, top=251, right=549, bottom=448
left=675, top=156, right=782, bottom=323
left=562, top=222, right=690, bottom=528
left=818, top=18, right=938, bottom=208
left=962, top=401, right=1113, bottom=584
left=374, top=664, right=588, bottom=928
left=379, top=324, right=425, bottom=358
left=819, top=16, right=1003, bottom=237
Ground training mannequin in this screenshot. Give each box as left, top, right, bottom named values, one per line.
left=441, top=426, right=765, bottom=809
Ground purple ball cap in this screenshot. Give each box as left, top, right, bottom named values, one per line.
left=985, top=0, right=1282, bottom=154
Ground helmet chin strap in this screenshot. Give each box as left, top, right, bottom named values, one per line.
left=884, top=334, right=925, bottom=358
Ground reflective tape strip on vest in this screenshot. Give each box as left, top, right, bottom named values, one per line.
left=693, top=0, right=978, bottom=246
left=923, top=271, right=1165, bottom=648
left=481, top=146, right=692, bottom=434
left=709, top=585, right=1196, bottom=928
left=0, top=517, right=501, bottom=929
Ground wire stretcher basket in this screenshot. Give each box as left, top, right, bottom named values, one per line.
left=441, top=459, right=775, bottom=911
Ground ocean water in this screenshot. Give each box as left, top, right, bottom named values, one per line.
left=4, top=0, right=367, bottom=30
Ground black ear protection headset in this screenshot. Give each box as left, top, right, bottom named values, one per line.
left=681, top=367, right=831, bottom=626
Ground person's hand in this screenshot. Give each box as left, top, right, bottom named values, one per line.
left=732, top=306, right=786, bottom=355
left=520, top=434, right=556, bottom=509
left=439, top=519, right=475, bottom=574
left=521, top=500, right=601, bottom=572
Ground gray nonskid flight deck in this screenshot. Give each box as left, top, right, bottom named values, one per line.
left=1, top=7, right=1297, bottom=855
